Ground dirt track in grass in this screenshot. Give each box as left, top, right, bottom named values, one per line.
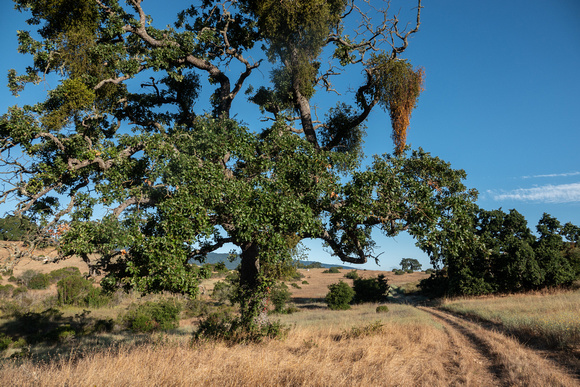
left=420, top=307, right=579, bottom=386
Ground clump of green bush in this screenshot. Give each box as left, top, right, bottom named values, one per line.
left=344, top=270, right=359, bottom=280
left=194, top=310, right=289, bottom=343
left=27, top=273, right=50, bottom=290
left=0, top=284, right=14, bottom=298
left=322, top=267, right=341, bottom=274
left=48, top=267, right=81, bottom=283
left=352, top=274, right=390, bottom=303
left=57, top=275, right=110, bottom=308
left=325, top=281, right=355, bottom=310
left=0, top=333, right=13, bottom=351
left=376, top=305, right=389, bottom=313
left=123, top=300, right=182, bottom=333
left=270, top=282, right=293, bottom=314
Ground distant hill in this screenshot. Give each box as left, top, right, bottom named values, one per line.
left=193, top=254, right=354, bottom=271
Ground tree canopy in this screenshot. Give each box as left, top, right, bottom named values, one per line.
left=1, top=0, right=479, bottom=329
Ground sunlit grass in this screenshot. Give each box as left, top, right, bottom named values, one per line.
left=277, top=302, right=442, bottom=331
left=441, top=289, right=580, bottom=349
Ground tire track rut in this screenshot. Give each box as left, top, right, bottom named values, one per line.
left=420, top=307, right=579, bottom=387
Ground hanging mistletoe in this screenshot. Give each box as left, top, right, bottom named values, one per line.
left=367, top=54, right=425, bottom=155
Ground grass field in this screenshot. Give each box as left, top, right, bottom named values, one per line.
left=0, top=255, right=579, bottom=386
left=441, top=288, right=580, bottom=350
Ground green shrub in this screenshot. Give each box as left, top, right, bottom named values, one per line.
left=0, top=284, right=14, bottom=298
left=194, top=310, right=288, bottom=343
left=27, top=273, right=50, bottom=290
left=344, top=270, right=359, bottom=280
left=8, top=275, right=17, bottom=283
left=214, top=261, right=228, bottom=274
left=376, top=305, right=389, bottom=313
left=12, top=286, right=28, bottom=297
left=394, top=269, right=405, bottom=275
left=84, top=287, right=111, bottom=308
left=289, top=282, right=301, bottom=289
left=57, top=275, right=93, bottom=306
left=322, top=267, right=341, bottom=274
left=18, top=270, right=39, bottom=287
left=325, top=281, right=355, bottom=310
left=0, top=333, right=13, bottom=351
left=352, top=275, right=390, bottom=303
left=194, top=310, right=237, bottom=341
left=270, top=282, right=291, bottom=313
left=425, top=268, right=434, bottom=275
left=123, top=300, right=182, bottom=333
left=301, top=280, right=309, bottom=285
left=212, top=280, right=236, bottom=304
left=48, top=267, right=81, bottom=283
left=182, top=298, right=211, bottom=318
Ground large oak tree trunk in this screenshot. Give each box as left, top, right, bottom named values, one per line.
left=238, top=242, right=268, bottom=328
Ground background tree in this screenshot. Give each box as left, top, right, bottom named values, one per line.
left=399, top=258, right=421, bottom=272
left=0, top=216, right=38, bottom=242
left=1, top=0, right=478, bottom=331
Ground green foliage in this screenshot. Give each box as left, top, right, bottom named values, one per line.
left=56, top=274, right=109, bottom=307
left=0, top=216, right=37, bottom=241
left=2, top=1, right=478, bottom=333
left=0, top=333, right=13, bottom=351
left=48, top=266, right=82, bottom=283
left=0, top=284, right=15, bottom=298
left=194, top=310, right=289, bottom=343
left=27, top=273, right=50, bottom=290
left=325, top=281, right=355, bottom=310
left=400, top=258, right=422, bottom=272
left=123, top=300, right=182, bottom=333
left=376, top=305, right=389, bottom=313
left=422, top=209, right=580, bottom=297
left=270, top=282, right=291, bottom=313
left=12, top=286, right=28, bottom=297
left=289, top=282, right=301, bottom=289
left=57, top=275, right=92, bottom=305
left=344, top=270, right=359, bottom=280
left=322, top=267, right=341, bottom=274
left=212, top=280, right=236, bottom=305
left=297, top=262, right=322, bottom=269
left=214, top=261, right=228, bottom=274
left=352, top=274, right=390, bottom=303
left=211, top=271, right=239, bottom=305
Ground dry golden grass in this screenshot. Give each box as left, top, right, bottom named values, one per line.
left=2, top=303, right=578, bottom=386
left=0, top=314, right=470, bottom=386
left=2, top=254, right=579, bottom=386
left=441, top=289, right=580, bottom=349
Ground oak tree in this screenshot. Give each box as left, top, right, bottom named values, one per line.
left=1, top=0, right=477, bottom=330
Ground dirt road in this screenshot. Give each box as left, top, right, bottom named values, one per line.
left=420, top=307, right=579, bottom=387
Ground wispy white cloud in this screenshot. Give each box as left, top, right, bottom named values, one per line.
left=522, top=171, right=580, bottom=179
left=488, top=182, right=580, bottom=203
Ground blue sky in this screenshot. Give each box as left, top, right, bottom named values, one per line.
left=1, top=1, right=579, bottom=270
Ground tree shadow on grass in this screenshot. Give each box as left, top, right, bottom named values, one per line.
left=290, top=297, right=326, bottom=309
